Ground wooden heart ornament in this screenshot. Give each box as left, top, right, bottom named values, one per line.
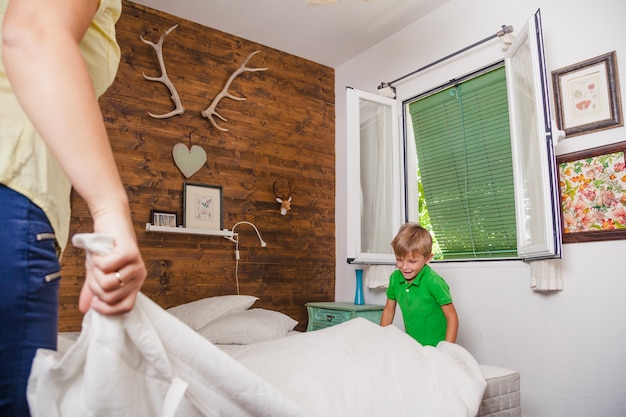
left=172, top=143, right=207, bottom=178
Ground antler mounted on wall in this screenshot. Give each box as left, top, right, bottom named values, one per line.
left=201, top=50, right=268, bottom=131
left=273, top=178, right=296, bottom=216
left=140, top=24, right=185, bottom=119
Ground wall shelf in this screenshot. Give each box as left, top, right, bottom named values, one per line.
left=145, top=223, right=235, bottom=239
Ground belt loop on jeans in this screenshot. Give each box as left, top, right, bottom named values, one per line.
left=36, top=232, right=61, bottom=258
left=36, top=233, right=56, bottom=241
left=44, top=272, right=61, bottom=282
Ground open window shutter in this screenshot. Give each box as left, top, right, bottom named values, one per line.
left=346, top=87, right=403, bottom=264
left=505, top=9, right=562, bottom=260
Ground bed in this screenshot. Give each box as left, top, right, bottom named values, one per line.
left=48, top=294, right=519, bottom=417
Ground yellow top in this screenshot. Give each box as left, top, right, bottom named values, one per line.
left=0, top=0, right=122, bottom=254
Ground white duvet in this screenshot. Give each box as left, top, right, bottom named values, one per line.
left=221, top=318, right=487, bottom=417
left=30, top=293, right=485, bottom=417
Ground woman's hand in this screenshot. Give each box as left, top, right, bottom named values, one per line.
left=78, top=209, right=147, bottom=315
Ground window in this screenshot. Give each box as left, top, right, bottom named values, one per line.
left=406, top=65, right=517, bottom=260
left=346, top=10, right=561, bottom=264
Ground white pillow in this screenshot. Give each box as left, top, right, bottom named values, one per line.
left=197, top=308, right=298, bottom=344
left=166, top=295, right=258, bottom=330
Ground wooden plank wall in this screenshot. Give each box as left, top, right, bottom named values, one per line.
left=58, top=1, right=335, bottom=332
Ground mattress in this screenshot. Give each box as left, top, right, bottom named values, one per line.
left=477, top=365, right=521, bottom=417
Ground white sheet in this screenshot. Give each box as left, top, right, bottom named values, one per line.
left=219, top=318, right=487, bottom=417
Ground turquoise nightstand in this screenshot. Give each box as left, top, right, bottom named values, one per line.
left=305, top=301, right=384, bottom=331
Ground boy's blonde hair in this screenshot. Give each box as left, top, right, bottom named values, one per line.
left=391, top=223, right=433, bottom=258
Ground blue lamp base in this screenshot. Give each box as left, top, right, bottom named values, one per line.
left=354, top=269, right=365, bottom=305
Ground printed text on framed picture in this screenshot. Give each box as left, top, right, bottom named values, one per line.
left=150, top=210, right=178, bottom=227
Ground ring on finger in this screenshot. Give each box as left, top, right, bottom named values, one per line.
left=115, top=271, right=124, bottom=287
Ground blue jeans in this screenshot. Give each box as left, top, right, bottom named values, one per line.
left=0, top=185, right=60, bottom=417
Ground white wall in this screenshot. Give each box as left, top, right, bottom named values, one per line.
left=334, top=1, right=626, bottom=416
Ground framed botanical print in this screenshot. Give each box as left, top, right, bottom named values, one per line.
left=552, top=51, right=623, bottom=137
left=183, top=183, right=223, bottom=231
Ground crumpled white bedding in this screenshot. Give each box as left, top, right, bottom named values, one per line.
left=27, top=292, right=313, bottom=417
left=34, top=295, right=486, bottom=417
left=219, top=318, right=487, bottom=417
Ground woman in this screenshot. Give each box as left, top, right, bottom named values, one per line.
left=1, top=0, right=146, bottom=415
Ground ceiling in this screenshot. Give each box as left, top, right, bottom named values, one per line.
left=130, top=0, right=449, bottom=68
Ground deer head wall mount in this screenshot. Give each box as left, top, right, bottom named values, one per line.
left=273, top=178, right=296, bottom=216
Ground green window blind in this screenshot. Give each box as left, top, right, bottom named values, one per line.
left=408, top=66, right=517, bottom=260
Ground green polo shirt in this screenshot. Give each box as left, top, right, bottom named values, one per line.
left=386, top=265, right=453, bottom=346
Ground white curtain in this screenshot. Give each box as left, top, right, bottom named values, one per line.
left=364, top=265, right=395, bottom=288
left=360, top=101, right=394, bottom=254
left=360, top=100, right=397, bottom=288
left=529, top=258, right=563, bottom=291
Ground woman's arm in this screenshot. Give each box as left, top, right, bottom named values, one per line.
left=2, top=0, right=146, bottom=315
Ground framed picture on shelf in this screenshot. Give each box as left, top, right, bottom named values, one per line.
left=557, top=141, right=626, bottom=243
left=552, top=51, right=623, bottom=138
left=150, top=210, right=177, bottom=227
left=183, top=183, right=223, bottom=231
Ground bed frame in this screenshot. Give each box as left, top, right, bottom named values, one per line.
left=477, top=365, right=521, bottom=417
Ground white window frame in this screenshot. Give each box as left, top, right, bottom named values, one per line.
left=346, top=9, right=561, bottom=263
left=346, top=87, right=404, bottom=264
left=505, top=10, right=562, bottom=259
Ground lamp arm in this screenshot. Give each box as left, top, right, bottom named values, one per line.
left=228, top=221, right=267, bottom=247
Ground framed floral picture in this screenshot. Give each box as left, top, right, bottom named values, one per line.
left=557, top=141, right=626, bottom=243
left=552, top=51, right=623, bottom=137
left=183, top=183, right=223, bottom=231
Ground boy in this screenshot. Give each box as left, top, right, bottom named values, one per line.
left=380, top=223, right=458, bottom=346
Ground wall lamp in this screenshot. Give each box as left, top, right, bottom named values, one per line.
left=225, top=221, right=267, bottom=294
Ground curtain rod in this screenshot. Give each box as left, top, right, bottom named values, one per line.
left=377, top=24, right=513, bottom=94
